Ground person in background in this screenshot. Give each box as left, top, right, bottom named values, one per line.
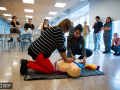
left=24, top=19, right=34, bottom=34
left=20, top=19, right=74, bottom=75
left=69, top=22, right=74, bottom=35
left=92, top=16, right=103, bottom=51
left=41, top=19, right=50, bottom=35
left=82, top=21, right=90, bottom=48
left=111, top=33, right=120, bottom=56
left=67, top=24, right=93, bottom=64
left=8, top=16, right=21, bottom=42
left=99, top=17, right=113, bottom=54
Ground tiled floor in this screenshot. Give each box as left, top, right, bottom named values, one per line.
left=0, top=43, right=120, bottom=90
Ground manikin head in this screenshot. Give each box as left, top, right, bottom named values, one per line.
left=57, top=60, right=81, bottom=77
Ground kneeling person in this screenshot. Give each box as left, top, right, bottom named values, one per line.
left=67, top=24, right=93, bottom=64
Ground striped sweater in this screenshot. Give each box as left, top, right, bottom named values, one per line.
left=28, top=27, right=66, bottom=60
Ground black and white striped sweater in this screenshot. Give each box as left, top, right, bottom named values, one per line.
left=28, top=27, right=66, bottom=60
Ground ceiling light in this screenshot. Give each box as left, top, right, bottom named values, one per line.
left=23, top=0, right=34, bottom=4
left=0, top=7, right=7, bottom=10
left=45, top=17, right=52, bottom=19
left=24, top=9, right=33, bottom=13
left=55, top=2, right=66, bottom=8
left=26, top=19, right=28, bottom=21
left=49, top=12, right=57, bottom=15
left=3, top=14, right=11, bottom=16
left=8, top=18, right=12, bottom=20
left=26, top=15, right=33, bottom=18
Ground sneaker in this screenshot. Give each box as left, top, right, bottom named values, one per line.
left=7, top=38, right=13, bottom=42
left=103, top=51, right=111, bottom=54
left=103, top=51, right=107, bottom=53
left=114, top=52, right=120, bottom=56
left=20, top=59, right=28, bottom=75
left=17, top=38, right=21, bottom=42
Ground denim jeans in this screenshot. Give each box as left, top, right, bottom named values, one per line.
left=103, top=35, right=112, bottom=52
left=93, top=33, right=101, bottom=50
left=67, top=48, right=93, bottom=59
left=111, top=46, right=120, bottom=53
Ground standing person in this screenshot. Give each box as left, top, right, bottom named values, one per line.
left=111, top=33, right=120, bottom=55
left=41, top=19, right=50, bottom=35
left=99, top=17, right=113, bottom=54
left=67, top=24, right=93, bottom=64
left=92, top=16, right=103, bottom=51
left=24, top=19, right=34, bottom=34
left=68, top=22, right=74, bottom=35
left=82, top=21, right=90, bottom=47
left=8, top=16, right=21, bottom=42
left=20, top=19, right=74, bottom=75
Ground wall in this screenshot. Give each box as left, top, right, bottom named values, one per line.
left=89, top=0, right=120, bottom=26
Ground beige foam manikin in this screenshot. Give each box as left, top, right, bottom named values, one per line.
left=57, top=60, right=81, bottom=77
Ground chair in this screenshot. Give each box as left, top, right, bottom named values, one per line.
left=8, top=33, right=21, bottom=51
left=21, top=34, right=32, bottom=52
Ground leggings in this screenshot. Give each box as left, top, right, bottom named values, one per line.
left=27, top=52, right=54, bottom=74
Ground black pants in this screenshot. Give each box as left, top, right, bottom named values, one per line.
left=10, top=28, right=20, bottom=40
left=67, top=48, right=93, bottom=59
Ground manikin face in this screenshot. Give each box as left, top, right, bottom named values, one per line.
left=106, top=18, right=110, bottom=23
left=95, top=18, right=99, bottom=22
left=74, top=30, right=82, bottom=39
left=114, top=34, right=118, bottom=39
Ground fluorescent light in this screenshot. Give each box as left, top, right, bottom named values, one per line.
left=23, top=0, right=34, bottom=4
left=3, top=14, right=11, bottom=16
left=24, top=9, right=33, bottom=13
left=26, top=19, right=28, bottom=21
left=45, top=17, right=52, bottom=19
left=5, top=73, right=11, bottom=75
left=8, top=18, right=12, bottom=20
left=55, top=2, right=66, bottom=8
left=49, top=12, right=57, bottom=15
left=26, top=15, right=33, bottom=18
left=0, top=7, right=7, bottom=10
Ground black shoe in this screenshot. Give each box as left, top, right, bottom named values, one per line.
left=20, top=59, right=28, bottom=75
left=7, top=38, right=13, bottom=42
left=114, top=52, right=120, bottom=56
left=17, top=38, right=21, bottom=42
left=103, top=51, right=107, bottom=53
left=103, top=51, right=111, bottom=54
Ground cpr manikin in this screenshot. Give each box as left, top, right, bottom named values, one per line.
left=56, top=60, right=81, bottom=77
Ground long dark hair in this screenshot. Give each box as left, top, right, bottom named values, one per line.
left=43, top=19, right=49, bottom=24
left=106, top=17, right=112, bottom=24
left=74, top=24, right=83, bottom=32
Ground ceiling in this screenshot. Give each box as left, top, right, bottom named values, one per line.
left=0, top=0, right=88, bottom=29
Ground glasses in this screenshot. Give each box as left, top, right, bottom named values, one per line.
left=114, top=35, right=117, bottom=36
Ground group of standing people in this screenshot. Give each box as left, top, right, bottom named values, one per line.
left=83, top=16, right=120, bottom=55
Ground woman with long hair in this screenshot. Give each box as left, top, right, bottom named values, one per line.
left=41, top=19, right=50, bottom=34
left=20, top=19, right=74, bottom=75
left=99, top=17, right=113, bottom=54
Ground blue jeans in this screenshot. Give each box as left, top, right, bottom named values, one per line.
left=103, top=35, right=112, bottom=52
left=111, top=46, right=120, bottom=53
left=93, top=33, right=101, bottom=50
left=67, top=48, right=93, bottom=59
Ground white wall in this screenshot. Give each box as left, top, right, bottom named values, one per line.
left=89, top=0, right=120, bottom=26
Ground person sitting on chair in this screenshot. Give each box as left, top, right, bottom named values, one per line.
left=24, top=19, right=34, bottom=34
left=8, top=16, right=21, bottom=42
